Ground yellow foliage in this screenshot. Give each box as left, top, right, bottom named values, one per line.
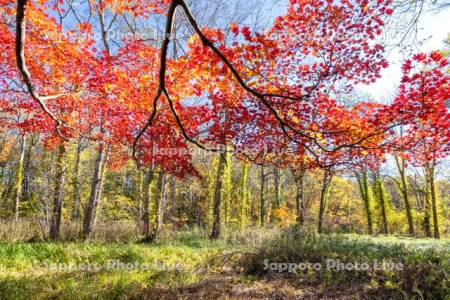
left=273, top=205, right=296, bottom=228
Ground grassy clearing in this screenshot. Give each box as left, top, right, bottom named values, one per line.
left=0, top=231, right=238, bottom=299
left=0, top=228, right=448, bottom=299
left=239, top=227, right=450, bottom=299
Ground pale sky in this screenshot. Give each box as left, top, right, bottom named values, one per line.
left=358, top=8, right=450, bottom=102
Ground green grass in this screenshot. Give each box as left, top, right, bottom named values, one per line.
left=0, top=230, right=250, bottom=299
left=240, top=227, right=450, bottom=299
left=0, top=228, right=448, bottom=299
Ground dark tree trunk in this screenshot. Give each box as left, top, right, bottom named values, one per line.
left=400, top=177, right=415, bottom=237
left=13, top=134, right=26, bottom=221
left=295, top=169, right=305, bottom=225
left=210, top=153, right=226, bottom=239
left=318, top=169, right=332, bottom=234
left=49, top=144, right=66, bottom=240
left=427, top=165, right=440, bottom=239
left=134, top=170, right=144, bottom=226
left=423, top=167, right=432, bottom=237
left=356, top=171, right=373, bottom=235
left=375, top=174, right=389, bottom=235
left=395, top=154, right=415, bottom=237
left=21, top=135, right=34, bottom=201
left=274, top=167, right=282, bottom=208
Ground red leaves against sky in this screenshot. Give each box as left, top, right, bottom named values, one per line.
left=390, top=52, right=450, bottom=166
left=0, top=0, right=448, bottom=175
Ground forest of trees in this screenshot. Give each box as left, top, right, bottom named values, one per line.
left=0, top=0, right=448, bottom=243
left=0, top=132, right=449, bottom=241
left=0, top=0, right=449, bottom=298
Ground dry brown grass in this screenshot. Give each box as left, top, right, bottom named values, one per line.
left=0, top=218, right=141, bottom=242
left=143, top=275, right=401, bottom=300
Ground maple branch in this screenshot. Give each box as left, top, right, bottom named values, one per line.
left=64, top=0, right=83, bottom=25
left=132, top=0, right=177, bottom=165
left=384, top=174, right=402, bottom=191
left=238, top=151, right=273, bottom=167
left=331, top=124, right=398, bottom=153
left=179, top=0, right=400, bottom=158
left=132, top=91, right=161, bottom=165
left=176, top=0, right=366, bottom=158
left=15, top=0, right=84, bottom=141
left=163, top=88, right=230, bottom=164
left=96, top=2, right=111, bottom=55
left=164, top=88, right=214, bottom=152
left=135, top=0, right=396, bottom=167
left=134, top=0, right=317, bottom=157
left=40, top=93, right=74, bottom=101
left=16, top=0, right=63, bottom=127
left=176, top=0, right=313, bottom=134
